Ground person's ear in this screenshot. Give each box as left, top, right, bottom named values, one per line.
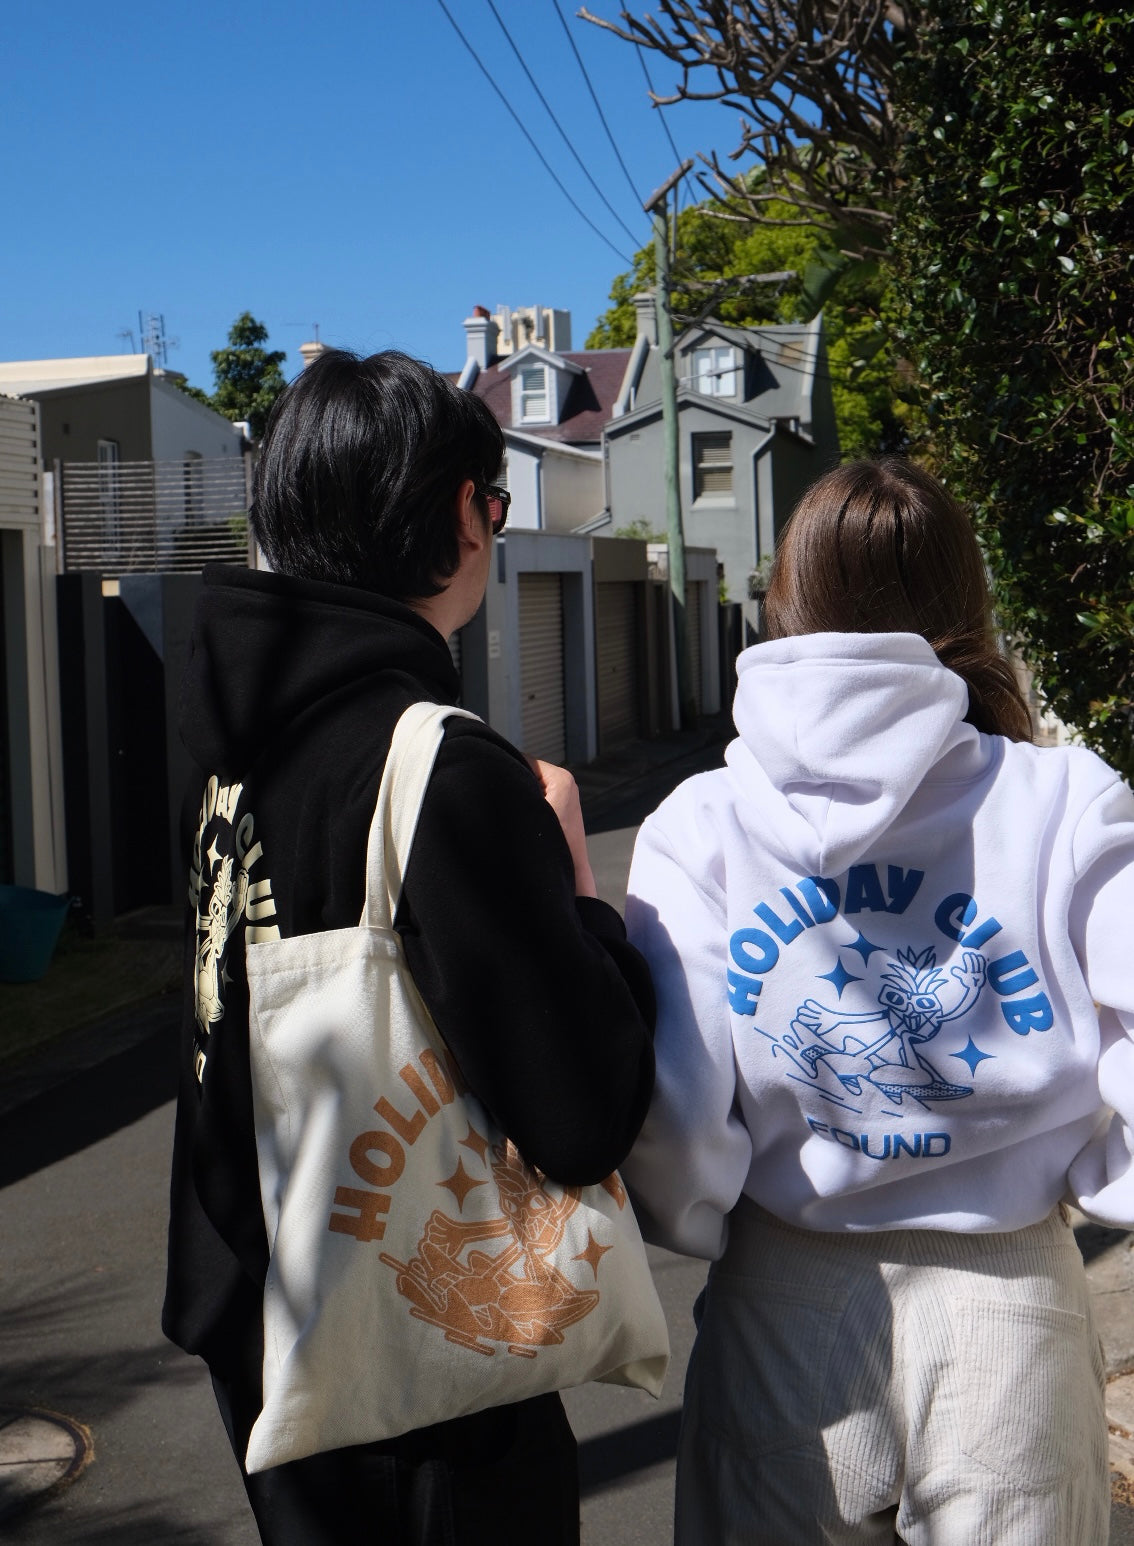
left=454, top=478, right=488, bottom=553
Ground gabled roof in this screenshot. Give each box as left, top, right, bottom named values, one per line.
left=464, top=348, right=632, bottom=445
left=676, top=321, right=762, bottom=354
left=0, top=354, right=151, bottom=397
left=497, top=343, right=585, bottom=378
left=615, top=315, right=825, bottom=432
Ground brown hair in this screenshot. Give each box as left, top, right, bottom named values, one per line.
left=763, top=457, right=1032, bottom=741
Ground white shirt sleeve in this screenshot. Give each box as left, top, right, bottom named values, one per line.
left=621, top=807, right=753, bottom=1260
left=1066, top=775, right=1134, bottom=1227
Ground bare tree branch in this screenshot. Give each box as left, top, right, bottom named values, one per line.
left=579, top=0, right=923, bottom=254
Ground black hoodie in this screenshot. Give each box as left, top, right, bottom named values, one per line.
left=162, top=565, right=656, bottom=1413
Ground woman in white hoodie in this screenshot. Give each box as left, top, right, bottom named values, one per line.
left=624, top=458, right=1129, bottom=1544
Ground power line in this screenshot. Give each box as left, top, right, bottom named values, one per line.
left=552, top=0, right=644, bottom=211
left=635, top=43, right=685, bottom=179
left=482, top=0, right=640, bottom=250
left=435, top=0, right=632, bottom=266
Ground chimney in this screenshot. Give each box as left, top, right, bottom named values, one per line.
left=299, top=339, right=328, bottom=369
left=632, top=292, right=658, bottom=345
left=463, top=305, right=500, bottom=370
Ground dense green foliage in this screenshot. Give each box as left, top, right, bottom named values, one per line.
left=208, top=313, right=287, bottom=441
left=892, top=3, right=1134, bottom=772
left=588, top=200, right=914, bottom=458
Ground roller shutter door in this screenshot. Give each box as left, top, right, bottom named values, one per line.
left=687, top=580, right=705, bottom=715
left=595, top=581, right=640, bottom=751
left=519, top=573, right=566, bottom=763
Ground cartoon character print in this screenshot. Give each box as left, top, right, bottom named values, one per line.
left=188, top=778, right=277, bottom=1084
left=779, top=945, right=987, bottom=1114
left=195, top=853, right=249, bottom=1035
left=379, top=1140, right=604, bottom=1357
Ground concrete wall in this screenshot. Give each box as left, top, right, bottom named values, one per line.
left=477, top=530, right=597, bottom=764
left=502, top=439, right=542, bottom=530
left=687, top=545, right=722, bottom=717
left=150, top=376, right=245, bottom=462
left=0, top=395, right=67, bottom=891
left=34, top=376, right=153, bottom=465
left=540, top=447, right=603, bottom=534
left=608, top=399, right=765, bottom=607
left=56, top=572, right=202, bottom=924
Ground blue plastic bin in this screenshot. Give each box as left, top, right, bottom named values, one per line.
left=0, top=886, right=71, bottom=984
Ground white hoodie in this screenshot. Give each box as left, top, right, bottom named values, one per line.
left=623, top=632, right=1134, bottom=1259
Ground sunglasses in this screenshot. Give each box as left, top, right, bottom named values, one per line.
left=479, top=484, right=511, bottom=535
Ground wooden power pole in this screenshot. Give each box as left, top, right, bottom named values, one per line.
left=644, top=159, right=695, bottom=729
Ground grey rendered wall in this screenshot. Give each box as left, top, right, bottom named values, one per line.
left=771, top=431, right=827, bottom=544
left=539, top=450, right=604, bottom=534
left=609, top=401, right=762, bottom=609
left=35, top=376, right=153, bottom=465
left=606, top=409, right=664, bottom=535
left=478, top=530, right=597, bottom=764
left=150, top=377, right=245, bottom=461
left=806, top=325, right=841, bottom=466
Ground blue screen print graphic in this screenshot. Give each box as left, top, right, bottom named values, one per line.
left=725, top=864, right=1056, bottom=1131
left=784, top=944, right=985, bottom=1113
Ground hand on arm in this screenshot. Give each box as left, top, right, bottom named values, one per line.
left=525, top=757, right=598, bottom=899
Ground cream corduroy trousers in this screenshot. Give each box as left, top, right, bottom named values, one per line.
left=676, top=1198, right=1108, bottom=1545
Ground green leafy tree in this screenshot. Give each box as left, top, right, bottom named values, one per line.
left=588, top=198, right=913, bottom=458
left=167, top=375, right=214, bottom=409
left=209, top=313, right=287, bottom=440
left=891, top=3, right=1134, bottom=774
left=589, top=1, right=1134, bottom=772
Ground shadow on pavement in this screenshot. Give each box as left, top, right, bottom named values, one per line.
left=4, top=1500, right=218, bottom=1546
left=581, top=737, right=729, bottom=837
left=1077, top=1220, right=1130, bottom=1265
left=0, top=1031, right=176, bottom=1188
left=578, top=1409, right=681, bottom=1496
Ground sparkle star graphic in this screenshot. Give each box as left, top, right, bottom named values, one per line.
left=206, top=836, right=222, bottom=869
left=458, top=1123, right=491, bottom=1164
left=437, top=1159, right=487, bottom=1211
left=952, top=1037, right=995, bottom=1076
left=846, top=931, right=884, bottom=966
left=572, top=1231, right=613, bottom=1280
left=817, top=959, right=862, bottom=998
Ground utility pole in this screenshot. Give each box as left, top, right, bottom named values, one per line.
left=644, top=159, right=695, bottom=729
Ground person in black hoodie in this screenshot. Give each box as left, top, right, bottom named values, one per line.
left=162, top=349, right=657, bottom=1546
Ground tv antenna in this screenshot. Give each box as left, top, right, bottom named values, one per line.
left=138, top=311, right=180, bottom=365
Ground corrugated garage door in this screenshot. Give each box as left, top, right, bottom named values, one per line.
left=687, top=580, right=705, bottom=716
left=595, top=581, right=640, bottom=751
left=519, top=573, right=566, bottom=763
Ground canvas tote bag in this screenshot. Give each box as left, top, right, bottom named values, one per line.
left=243, top=701, right=669, bottom=1474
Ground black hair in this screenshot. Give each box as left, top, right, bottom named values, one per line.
left=249, top=348, right=504, bottom=600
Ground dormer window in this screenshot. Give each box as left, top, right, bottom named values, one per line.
left=692, top=345, right=737, bottom=398
left=520, top=365, right=550, bottom=423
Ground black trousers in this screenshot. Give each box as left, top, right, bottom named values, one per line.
left=212, top=1372, right=580, bottom=1546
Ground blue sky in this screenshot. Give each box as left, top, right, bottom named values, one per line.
left=2, top=1, right=733, bottom=389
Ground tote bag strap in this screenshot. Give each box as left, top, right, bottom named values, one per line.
left=362, top=702, right=482, bottom=931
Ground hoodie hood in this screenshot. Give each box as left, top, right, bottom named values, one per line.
left=180, top=566, right=458, bottom=778
left=726, top=632, right=992, bottom=876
